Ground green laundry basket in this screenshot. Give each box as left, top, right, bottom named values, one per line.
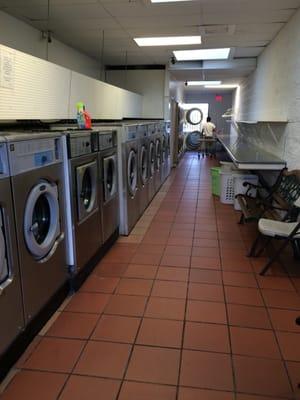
left=210, top=167, right=221, bottom=196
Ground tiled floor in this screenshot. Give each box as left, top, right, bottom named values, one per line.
left=1, top=153, right=300, bottom=399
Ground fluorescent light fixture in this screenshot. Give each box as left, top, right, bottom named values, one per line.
left=174, top=48, right=230, bottom=61
left=134, top=36, right=201, bottom=47
left=204, top=84, right=239, bottom=89
left=187, top=81, right=221, bottom=86
left=151, top=0, right=192, bottom=2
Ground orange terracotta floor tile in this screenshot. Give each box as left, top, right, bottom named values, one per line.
left=125, top=345, right=180, bottom=385
left=92, top=315, right=140, bottom=343
left=74, top=341, right=131, bottom=379
left=59, top=375, right=121, bottom=400
left=3, top=153, right=300, bottom=400
left=118, top=381, right=176, bottom=400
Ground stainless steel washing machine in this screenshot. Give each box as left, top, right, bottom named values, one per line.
left=137, top=123, right=149, bottom=215
left=147, top=123, right=156, bottom=203
left=96, top=130, right=119, bottom=244
left=64, top=130, right=103, bottom=274
left=154, top=124, right=163, bottom=193
left=123, top=125, right=140, bottom=235
left=0, top=137, right=25, bottom=355
left=5, top=131, right=68, bottom=324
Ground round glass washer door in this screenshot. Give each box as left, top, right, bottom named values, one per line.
left=155, top=139, right=161, bottom=169
left=76, top=161, right=98, bottom=222
left=24, top=180, right=60, bottom=260
left=104, top=155, right=117, bottom=202
left=127, top=149, right=138, bottom=197
left=140, top=145, right=148, bottom=185
left=149, top=142, right=155, bottom=177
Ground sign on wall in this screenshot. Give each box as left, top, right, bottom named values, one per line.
left=0, top=49, right=15, bottom=90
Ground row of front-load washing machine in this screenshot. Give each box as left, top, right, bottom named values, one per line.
left=0, top=120, right=170, bottom=375
left=93, top=120, right=171, bottom=235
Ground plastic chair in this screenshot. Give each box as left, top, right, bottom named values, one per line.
left=248, top=198, right=300, bottom=276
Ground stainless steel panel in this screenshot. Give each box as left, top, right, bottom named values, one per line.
left=70, top=154, right=103, bottom=271
left=11, top=163, right=67, bottom=324
left=0, top=177, right=25, bottom=355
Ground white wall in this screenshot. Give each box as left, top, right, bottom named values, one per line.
left=0, top=10, right=100, bottom=79
left=106, top=69, right=165, bottom=119
left=235, top=8, right=300, bottom=169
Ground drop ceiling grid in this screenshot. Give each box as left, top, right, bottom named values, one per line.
left=1, top=0, right=300, bottom=66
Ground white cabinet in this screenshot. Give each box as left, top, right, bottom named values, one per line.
left=0, top=45, right=71, bottom=120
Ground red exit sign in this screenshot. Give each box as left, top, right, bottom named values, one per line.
left=215, top=95, right=223, bottom=102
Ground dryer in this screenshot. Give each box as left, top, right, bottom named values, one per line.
left=63, top=130, right=102, bottom=274
left=96, top=130, right=119, bottom=244
left=4, top=131, right=68, bottom=324
left=0, top=137, right=25, bottom=355
left=137, top=123, right=149, bottom=215
left=147, top=123, right=156, bottom=203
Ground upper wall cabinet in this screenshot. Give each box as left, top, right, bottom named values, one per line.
left=69, top=71, right=122, bottom=120
left=0, top=45, right=71, bottom=120
left=120, top=89, right=142, bottom=119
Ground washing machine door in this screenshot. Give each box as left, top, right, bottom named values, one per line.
left=103, top=154, right=117, bottom=203
left=0, top=209, right=9, bottom=285
left=24, top=180, right=60, bottom=260
left=127, top=149, right=138, bottom=198
left=140, top=145, right=148, bottom=185
left=162, top=136, right=167, bottom=163
left=76, top=160, right=98, bottom=222
left=155, top=138, right=161, bottom=170
left=149, top=141, right=155, bottom=178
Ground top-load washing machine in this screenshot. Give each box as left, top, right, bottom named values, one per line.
left=95, top=130, right=119, bottom=244
left=137, top=123, right=149, bottom=215
left=63, top=130, right=103, bottom=275
left=0, top=137, right=25, bottom=356
left=4, top=131, right=68, bottom=324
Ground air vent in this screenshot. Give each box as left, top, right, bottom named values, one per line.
left=199, top=25, right=236, bottom=36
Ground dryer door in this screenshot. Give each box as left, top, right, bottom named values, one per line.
left=140, top=145, right=148, bottom=186
left=0, top=209, right=9, bottom=284
left=155, top=138, right=161, bottom=170
left=24, top=180, right=60, bottom=260
left=127, top=149, right=138, bottom=198
left=76, top=160, right=98, bottom=222
left=103, top=155, right=117, bottom=203
left=149, top=142, right=155, bottom=178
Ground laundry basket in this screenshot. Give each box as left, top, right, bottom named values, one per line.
left=220, top=171, right=235, bottom=204
left=210, top=167, right=221, bottom=196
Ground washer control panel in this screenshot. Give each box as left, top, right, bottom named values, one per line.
left=67, top=132, right=92, bottom=158
left=7, top=137, right=61, bottom=176
left=98, top=131, right=117, bottom=151
left=137, top=125, right=148, bottom=138
left=125, top=125, right=138, bottom=140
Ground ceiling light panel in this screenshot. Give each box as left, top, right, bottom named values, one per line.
left=151, top=0, right=193, bottom=2
left=174, top=48, right=231, bottom=61
left=204, top=84, right=239, bottom=89
left=134, top=36, right=201, bottom=47
left=187, top=81, right=222, bottom=86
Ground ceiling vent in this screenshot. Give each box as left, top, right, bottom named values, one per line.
left=199, top=25, right=236, bottom=36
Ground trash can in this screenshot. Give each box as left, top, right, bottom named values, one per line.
left=210, top=167, right=221, bottom=196
left=233, top=174, right=259, bottom=210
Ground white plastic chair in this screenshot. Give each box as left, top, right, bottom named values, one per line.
left=249, top=198, right=300, bottom=275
